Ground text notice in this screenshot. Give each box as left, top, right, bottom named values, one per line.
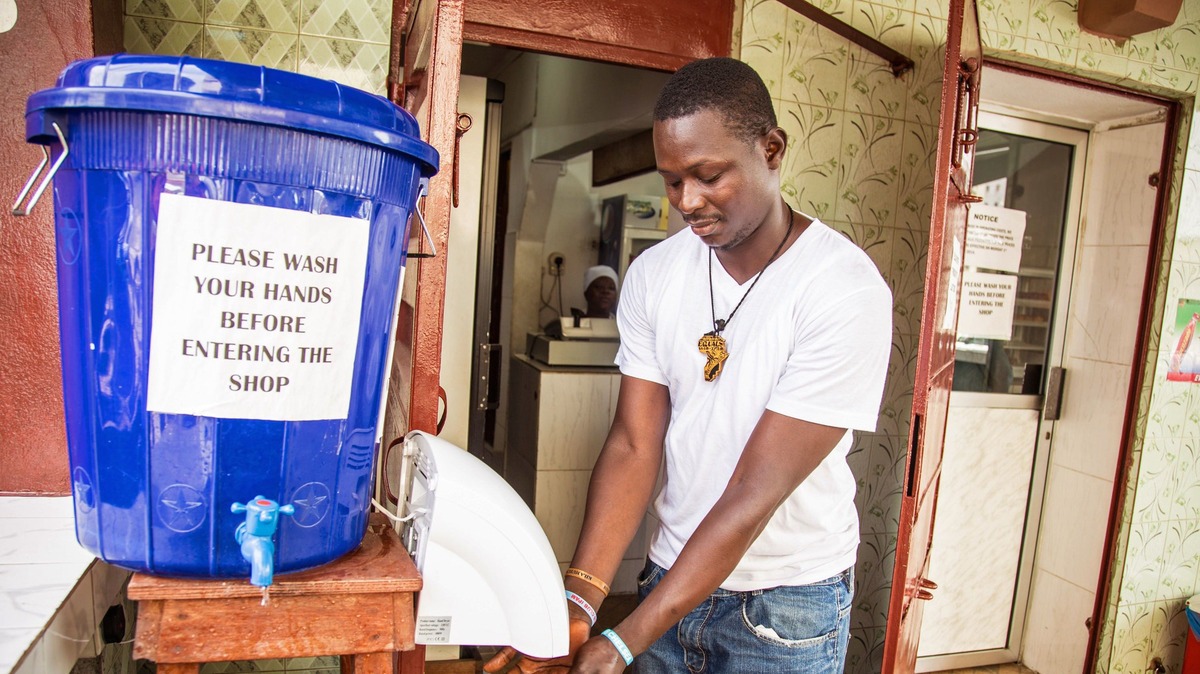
left=146, top=193, right=370, bottom=421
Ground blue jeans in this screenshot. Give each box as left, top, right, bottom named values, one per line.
left=633, top=559, right=852, bottom=674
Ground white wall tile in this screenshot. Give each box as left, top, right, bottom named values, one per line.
left=1022, top=570, right=1094, bottom=674
left=1064, top=243, right=1152, bottom=365
left=611, top=558, right=644, bottom=596
left=1035, top=464, right=1113, bottom=592
left=0, top=497, right=73, bottom=519
left=536, top=372, right=618, bottom=470
left=534, top=470, right=592, bottom=563
left=1052, top=356, right=1136, bottom=481
left=40, top=576, right=94, bottom=673
left=1081, top=122, right=1165, bottom=247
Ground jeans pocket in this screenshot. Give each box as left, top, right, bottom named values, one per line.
left=636, top=559, right=663, bottom=598
left=739, top=581, right=844, bottom=648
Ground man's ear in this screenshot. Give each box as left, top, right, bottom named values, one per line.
left=764, top=127, right=787, bottom=169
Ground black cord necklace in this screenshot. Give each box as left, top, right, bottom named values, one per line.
left=697, top=205, right=795, bottom=382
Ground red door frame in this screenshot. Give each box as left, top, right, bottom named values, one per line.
left=881, top=0, right=981, bottom=669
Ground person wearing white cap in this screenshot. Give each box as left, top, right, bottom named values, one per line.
left=582, top=265, right=619, bottom=319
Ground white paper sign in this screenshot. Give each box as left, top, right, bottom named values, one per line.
left=965, top=204, right=1026, bottom=273
left=958, top=270, right=1018, bottom=340
left=942, top=232, right=964, bottom=333
left=147, top=194, right=370, bottom=421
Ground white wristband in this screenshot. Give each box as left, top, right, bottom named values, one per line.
left=565, top=590, right=597, bottom=625
left=601, top=628, right=634, bottom=665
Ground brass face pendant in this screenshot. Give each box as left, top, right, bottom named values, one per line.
left=698, top=332, right=728, bottom=382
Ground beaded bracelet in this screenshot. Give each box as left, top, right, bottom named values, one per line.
left=565, top=567, right=611, bottom=596
left=565, top=590, right=597, bottom=625
left=601, top=628, right=634, bottom=665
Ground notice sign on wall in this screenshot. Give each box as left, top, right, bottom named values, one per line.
left=965, top=204, right=1026, bottom=274
left=957, top=271, right=1018, bottom=340
left=146, top=194, right=370, bottom=421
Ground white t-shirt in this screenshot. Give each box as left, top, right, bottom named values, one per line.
left=615, top=218, right=892, bottom=590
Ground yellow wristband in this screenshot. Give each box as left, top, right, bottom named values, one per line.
left=565, top=567, right=611, bottom=596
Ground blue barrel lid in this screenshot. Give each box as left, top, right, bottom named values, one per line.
left=25, top=54, right=439, bottom=176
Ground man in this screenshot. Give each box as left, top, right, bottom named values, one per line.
left=487, top=57, right=891, bottom=674
left=581, top=265, right=619, bottom=319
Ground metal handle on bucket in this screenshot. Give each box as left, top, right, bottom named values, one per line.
left=409, top=178, right=438, bottom=259
left=12, top=122, right=69, bottom=217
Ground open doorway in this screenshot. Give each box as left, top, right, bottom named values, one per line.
left=440, top=45, right=672, bottom=594
left=917, top=65, right=1170, bottom=673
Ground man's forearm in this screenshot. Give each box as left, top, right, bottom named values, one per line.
left=568, top=429, right=662, bottom=599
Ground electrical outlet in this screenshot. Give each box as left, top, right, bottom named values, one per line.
left=547, top=252, right=565, bottom=276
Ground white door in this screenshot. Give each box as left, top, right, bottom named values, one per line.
left=916, top=111, right=1087, bottom=670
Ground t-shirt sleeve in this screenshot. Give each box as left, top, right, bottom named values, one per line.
left=766, top=281, right=893, bottom=432
left=614, top=256, right=668, bottom=386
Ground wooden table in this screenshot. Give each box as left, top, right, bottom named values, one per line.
left=129, top=514, right=424, bottom=674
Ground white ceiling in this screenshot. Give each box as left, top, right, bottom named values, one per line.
left=981, top=66, right=1164, bottom=127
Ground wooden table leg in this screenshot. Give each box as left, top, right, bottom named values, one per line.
left=155, top=665, right=201, bottom=674
left=342, top=651, right=395, bottom=673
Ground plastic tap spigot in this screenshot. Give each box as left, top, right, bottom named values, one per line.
left=230, top=496, right=294, bottom=588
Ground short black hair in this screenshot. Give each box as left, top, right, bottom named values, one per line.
left=653, top=57, right=777, bottom=143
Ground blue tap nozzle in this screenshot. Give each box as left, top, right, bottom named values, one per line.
left=230, top=496, right=294, bottom=588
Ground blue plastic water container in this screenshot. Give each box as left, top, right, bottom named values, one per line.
left=24, top=55, right=438, bottom=580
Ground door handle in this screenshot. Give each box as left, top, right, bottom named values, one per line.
left=1044, top=366, right=1067, bottom=420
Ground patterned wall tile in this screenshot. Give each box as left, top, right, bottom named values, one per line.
left=984, top=31, right=1027, bottom=53
left=779, top=102, right=843, bottom=221
left=204, top=26, right=298, bottom=70
left=298, top=37, right=388, bottom=95
left=207, top=0, right=300, bottom=33
left=125, top=16, right=204, bottom=55
left=1158, top=517, right=1200, bottom=601
left=846, top=1, right=912, bottom=52
left=842, top=220, right=894, bottom=276
left=887, top=214, right=929, bottom=331
left=300, top=0, right=391, bottom=44
left=979, top=0, right=1029, bottom=36
left=741, top=0, right=788, bottom=96
left=780, top=12, right=849, bottom=111
left=1077, top=48, right=1131, bottom=77
left=846, top=616, right=887, bottom=674
left=1127, top=62, right=1200, bottom=96
left=1168, top=435, right=1200, bottom=523
left=1144, top=4, right=1200, bottom=72
left=1110, top=600, right=1158, bottom=673
left=853, top=435, right=905, bottom=537
left=1150, top=599, right=1190, bottom=673
left=845, top=50, right=910, bottom=120
left=127, top=0, right=204, bottom=22
left=1122, top=522, right=1168, bottom=604
left=837, top=113, right=902, bottom=226
left=1132, top=437, right=1180, bottom=524
left=911, top=0, right=947, bottom=20
left=853, top=532, right=896, bottom=628
left=906, top=13, right=947, bottom=129
left=1023, top=37, right=1078, bottom=67
left=1026, top=0, right=1081, bottom=44
left=879, top=332, right=917, bottom=437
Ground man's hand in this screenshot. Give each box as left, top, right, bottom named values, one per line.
left=482, top=617, right=592, bottom=673
left=567, top=635, right=630, bottom=673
